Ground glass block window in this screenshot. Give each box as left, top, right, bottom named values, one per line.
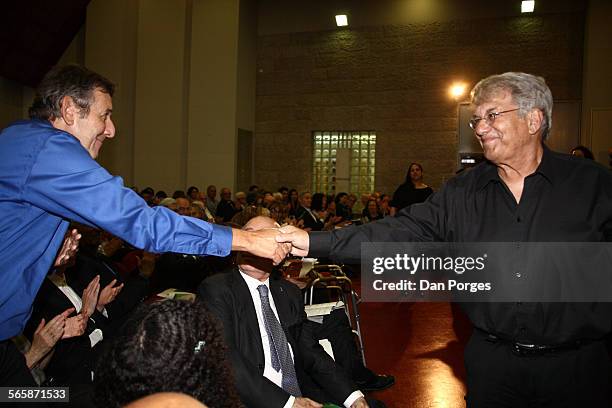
left=312, top=131, right=376, bottom=195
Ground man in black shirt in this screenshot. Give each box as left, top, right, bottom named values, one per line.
left=278, top=72, right=612, bottom=407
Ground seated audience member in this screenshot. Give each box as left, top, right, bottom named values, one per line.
left=26, top=270, right=114, bottom=407
left=192, top=200, right=215, bottom=223
left=94, top=300, right=240, bottom=408
left=262, top=191, right=276, bottom=209
left=378, top=195, right=391, bottom=217
left=140, top=187, right=155, bottom=206
left=206, top=185, right=219, bottom=216
left=187, top=186, right=200, bottom=202
left=154, top=190, right=167, bottom=206
left=268, top=201, right=289, bottom=225
left=216, top=188, right=238, bottom=223
left=175, top=197, right=192, bottom=216
left=361, top=200, right=383, bottom=223
left=190, top=203, right=205, bottom=220
left=231, top=196, right=271, bottom=227
left=288, top=189, right=299, bottom=216
left=159, top=197, right=177, bottom=211
left=335, top=193, right=352, bottom=220
left=358, top=194, right=371, bottom=217
left=125, top=393, right=209, bottom=408
left=278, top=187, right=289, bottom=204
left=172, top=190, right=187, bottom=199
left=65, top=250, right=150, bottom=337
left=295, top=192, right=324, bottom=231
left=234, top=191, right=247, bottom=212
left=199, top=216, right=374, bottom=408
left=9, top=308, right=74, bottom=386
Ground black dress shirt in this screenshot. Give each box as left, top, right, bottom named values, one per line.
left=309, top=147, right=612, bottom=344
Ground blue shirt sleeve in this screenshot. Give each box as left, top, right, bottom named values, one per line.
left=22, top=130, right=232, bottom=256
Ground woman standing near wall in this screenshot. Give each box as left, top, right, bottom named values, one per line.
left=390, top=163, right=433, bottom=214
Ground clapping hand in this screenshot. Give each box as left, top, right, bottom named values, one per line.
left=54, top=229, right=81, bottom=267
left=63, top=313, right=87, bottom=338
left=97, top=279, right=124, bottom=312
left=81, top=275, right=100, bottom=318
left=25, top=308, right=74, bottom=368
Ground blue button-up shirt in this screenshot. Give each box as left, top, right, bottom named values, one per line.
left=0, top=120, right=233, bottom=339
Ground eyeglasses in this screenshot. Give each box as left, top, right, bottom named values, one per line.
left=468, top=108, right=519, bottom=130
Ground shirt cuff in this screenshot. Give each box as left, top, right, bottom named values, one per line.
left=209, top=224, right=233, bottom=257
left=89, top=328, right=103, bottom=348
left=283, top=395, right=296, bottom=408
left=344, top=391, right=364, bottom=407
left=308, top=231, right=332, bottom=257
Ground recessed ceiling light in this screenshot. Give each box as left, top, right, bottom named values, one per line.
left=335, top=14, right=348, bottom=27
left=521, top=1, right=535, bottom=13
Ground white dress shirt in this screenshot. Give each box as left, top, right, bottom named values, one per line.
left=48, top=274, right=105, bottom=348
left=239, top=270, right=363, bottom=408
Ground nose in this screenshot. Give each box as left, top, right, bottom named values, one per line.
left=474, top=118, right=491, bottom=138
left=105, top=117, right=116, bottom=139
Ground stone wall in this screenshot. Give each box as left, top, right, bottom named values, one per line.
left=255, top=13, right=584, bottom=194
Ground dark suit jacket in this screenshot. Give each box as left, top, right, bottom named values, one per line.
left=198, top=268, right=354, bottom=408
left=295, top=207, right=324, bottom=231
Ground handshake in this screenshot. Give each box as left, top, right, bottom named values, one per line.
left=232, top=223, right=311, bottom=264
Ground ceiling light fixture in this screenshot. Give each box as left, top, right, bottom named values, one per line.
left=449, top=83, right=467, bottom=100
left=521, top=1, right=535, bottom=13
left=335, top=14, right=348, bottom=27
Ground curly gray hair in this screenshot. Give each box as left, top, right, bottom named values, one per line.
left=470, top=72, right=553, bottom=141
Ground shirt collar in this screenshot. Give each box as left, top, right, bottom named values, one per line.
left=475, top=144, right=555, bottom=192
left=239, top=267, right=270, bottom=293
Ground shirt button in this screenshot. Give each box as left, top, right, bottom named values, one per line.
left=517, top=216, right=522, bottom=223
left=516, top=302, right=522, bottom=306
left=519, top=327, right=526, bottom=333
left=515, top=272, right=522, bottom=278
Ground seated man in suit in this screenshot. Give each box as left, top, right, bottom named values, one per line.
left=199, top=216, right=371, bottom=408
left=295, top=192, right=324, bottom=232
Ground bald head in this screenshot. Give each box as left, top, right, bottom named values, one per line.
left=124, top=393, right=208, bottom=408
left=243, top=216, right=278, bottom=231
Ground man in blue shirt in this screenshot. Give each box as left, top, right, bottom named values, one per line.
left=0, top=65, right=289, bottom=383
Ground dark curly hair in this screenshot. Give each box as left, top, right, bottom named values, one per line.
left=28, top=64, right=115, bottom=121
left=94, top=300, right=242, bottom=408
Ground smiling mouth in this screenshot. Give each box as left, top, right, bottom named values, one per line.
left=479, top=136, right=499, bottom=144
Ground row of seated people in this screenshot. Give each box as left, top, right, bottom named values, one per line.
left=138, top=161, right=435, bottom=229
left=10, top=214, right=393, bottom=407
left=140, top=182, right=426, bottom=231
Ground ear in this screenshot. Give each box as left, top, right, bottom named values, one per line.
left=59, top=95, right=80, bottom=126
left=527, top=109, right=544, bottom=135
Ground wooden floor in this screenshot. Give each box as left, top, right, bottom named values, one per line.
left=358, top=301, right=473, bottom=408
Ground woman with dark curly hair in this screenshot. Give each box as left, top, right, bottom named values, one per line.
left=94, top=300, right=241, bottom=408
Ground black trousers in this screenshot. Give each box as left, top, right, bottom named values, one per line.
left=464, top=330, right=612, bottom=408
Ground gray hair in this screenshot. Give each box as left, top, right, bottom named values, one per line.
left=470, top=72, right=553, bottom=141
left=159, top=198, right=176, bottom=208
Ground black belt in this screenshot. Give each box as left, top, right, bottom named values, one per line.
left=476, top=328, right=596, bottom=356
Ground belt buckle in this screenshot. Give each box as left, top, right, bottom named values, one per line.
left=512, top=342, right=538, bottom=356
